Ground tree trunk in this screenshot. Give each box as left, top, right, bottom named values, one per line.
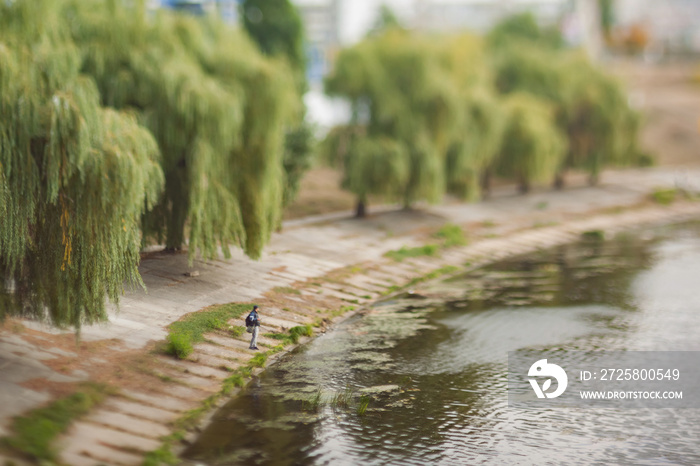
left=355, top=198, right=367, bottom=218
left=553, top=171, right=565, bottom=190
left=481, top=170, right=492, bottom=198
left=519, top=177, right=530, bottom=194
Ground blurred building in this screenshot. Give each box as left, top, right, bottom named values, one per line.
left=412, top=0, right=602, bottom=56
left=156, top=0, right=240, bottom=24
left=292, top=0, right=342, bottom=85
left=614, top=0, right=700, bottom=55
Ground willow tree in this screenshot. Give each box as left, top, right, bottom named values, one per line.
left=67, top=0, right=297, bottom=258
left=241, top=0, right=314, bottom=208
left=446, top=89, right=506, bottom=199
left=325, top=29, right=461, bottom=214
left=0, top=0, right=163, bottom=327
left=490, top=23, right=643, bottom=187
left=343, top=136, right=410, bottom=217
left=493, top=94, right=566, bottom=193
left=557, top=54, right=643, bottom=185
left=439, top=34, right=506, bottom=200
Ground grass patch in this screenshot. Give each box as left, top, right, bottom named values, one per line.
left=165, top=303, right=252, bottom=359
left=581, top=230, right=605, bottom=241
left=273, top=286, right=301, bottom=295
left=229, top=325, right=246, bottom=338
left=249, top=353, right=268, bottom=368
left=265, top=324, right=313, bottom=345
left=384, top=244, right=439, bottom=262
left=434, top=223, right=467, bottom=247
left=651, top=188, right=677, bottom=205
left=1, top=383, right=111, bottom=462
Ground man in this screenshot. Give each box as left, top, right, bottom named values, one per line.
left=247, top=305, right=261, bottom=350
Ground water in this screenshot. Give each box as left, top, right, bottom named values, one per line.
left=182, top=223, right=700, bottom=465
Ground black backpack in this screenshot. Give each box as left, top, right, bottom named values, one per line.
left=245, top=311, right=257, bottom=327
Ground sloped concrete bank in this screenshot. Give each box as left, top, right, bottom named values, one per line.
left=1, top=169, right=700, bottom=466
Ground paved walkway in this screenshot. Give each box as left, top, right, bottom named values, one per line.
left=1, top=167, right=700, bottom=465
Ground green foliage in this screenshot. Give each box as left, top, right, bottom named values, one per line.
left=488, top=12, right=563, bottom=49
left=165, top=303, right=251, bottom=359
left=283, top=122, right=315, bottom=206
left=143, top=444, right=178, bottom=466
left=289, top=324, right=313, bottom=342
left=357, top=395, right=371, bottom=415
left=265, top=324, right=313, bottom=345
left=581, top=230, right=605, bottom=241
left=241, top=0, right=306, bottom=77
left=446, top=88, right=506, bottom=200
left=302, top=387, right=323, bottom=411
left=166, top=333, right=194, bottom=359
left=273, top=286, right=302, bottom=295
left=0, top=0, right=164, bottom=328
left=229, top=325, right=246, bottom=337
left=599, top=0, right=615, bottom=37
left=1, top=383, right=108, bottom=461
left=494, top=93, right=566, bottom=192
left=249, top=352, right=268, bottom=368
left=434, top=224, right=467, bottom=247
left=384, top=244, right=439, bottom=262
left=325, top=13, right=643, bottom=205
left=326, top=30, right=462, bottom=209
left=491, top=40, right=643, bottom=183
left=342, top=136, right=411, bottom=204
left=67, top=1, right=298, bottom=259
left=0, top=0, right=301, bottom=328
left=651, top=188, right=677, bottom=205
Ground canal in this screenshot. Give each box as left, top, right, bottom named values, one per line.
left=182, top=223, right=700, bottom=465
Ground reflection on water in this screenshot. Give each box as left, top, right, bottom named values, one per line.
left=183, top=223, right=700, bottom=465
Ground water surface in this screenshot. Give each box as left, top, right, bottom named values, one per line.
left=183, top=223, right=700, bottom=465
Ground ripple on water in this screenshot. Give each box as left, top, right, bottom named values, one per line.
left=182, top=223, right=700, bottom=465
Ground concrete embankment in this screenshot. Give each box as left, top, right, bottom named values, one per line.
left=1, top=167, right=699, bottom=466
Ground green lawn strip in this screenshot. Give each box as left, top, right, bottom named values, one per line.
left=165, top=303, right=252, bottom=359
left=384, top=244, right=439, bottom=262
left=145, top=326, right=313, bottom=465
left=651, top=187, right=677, bottom=205
left=385, top=224, right=468, bottom=262
left=433, top=223, right=467, bottom=247
left=0, top=382, right=113, bottom=463
left=263, top=324, right=313, bottom=345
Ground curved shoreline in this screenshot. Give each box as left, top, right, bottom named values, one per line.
left=2, top=168, right=700, bottom=465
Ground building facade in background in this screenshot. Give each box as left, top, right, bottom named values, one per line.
left=614, top=0, right=700, bottom=55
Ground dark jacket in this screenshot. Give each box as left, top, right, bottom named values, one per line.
left=248, top=310, right=260, bottom=327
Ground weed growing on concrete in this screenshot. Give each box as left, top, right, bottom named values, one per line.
left=1, top=383, right=110, bottom=462
left=165, top=303, right=252, bottom=359
left=249, top=353, right=268, bottom=368
left=434, top=223, right=467, bottom=247
left=166, top=332, right=193, bottom=359
left=384, top=244, right=439, bottom=262
left=229, top=325, right=245, bottom=337
left=651, top=188, right=677, bottom=205
left=265, top=325, right=313, bottom=345
left=273, top=286, right=301, bottom=295
left=581, top=230, right=605, bottom=241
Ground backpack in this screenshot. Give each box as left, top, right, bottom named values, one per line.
left=245, top=311, right=257, bottom=327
